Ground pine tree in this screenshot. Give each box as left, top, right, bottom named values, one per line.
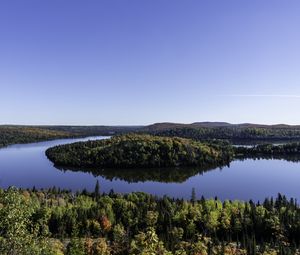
left=191, top=188, right=196, bottom=204
left=94, top=180, right=100, bottom=201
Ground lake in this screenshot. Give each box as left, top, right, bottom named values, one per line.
left=0, top=136, right=300, bottom=202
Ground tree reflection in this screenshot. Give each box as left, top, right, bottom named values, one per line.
left=54, top=163, right=228, bottom=183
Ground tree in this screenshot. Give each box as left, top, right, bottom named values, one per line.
left=94, top=180, right=100, bottom=201
left=191, top=188, right=196, bottom=204
left=66, top=238, right=85, bottom=255
left=130, top=228, right=172, bottom=255
left=0, top=187, right=50, bottom=255
left=93, top=238, right=111, bottom=255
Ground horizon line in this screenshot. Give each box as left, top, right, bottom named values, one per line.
left=2, top=121, right=300, bottom=126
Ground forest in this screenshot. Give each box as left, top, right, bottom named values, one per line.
left=0, top=125, right=140, bottom=149
left=235, top=143, right=300, bottom=160
left=1, top=187, right=300, bottom=255
left=141, top=124, right=300, bottom=143
left=0, top=126, right=75, bottom=148
left=46, top=134, right=233, bottom=169
left=3, top=123, right=300, bottom=149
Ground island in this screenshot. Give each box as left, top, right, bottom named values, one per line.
left=46, top=134, right=233, bottom=169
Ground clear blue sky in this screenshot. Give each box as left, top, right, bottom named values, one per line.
left=1, top=0, right=300, bottom=125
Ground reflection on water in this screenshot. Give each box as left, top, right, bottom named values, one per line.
left=56, top=164, right=227, bottom=183
left=236, top=155, right=300, bottom=163
left=1, top=136, right=300, bottom=201
left=233, top=139, right=300, bottom=146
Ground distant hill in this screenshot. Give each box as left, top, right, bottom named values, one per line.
left=142, top=122, right=188, bottom=131
left=193, top=122, right=300, bottom=129
left=191, top=122, right=232, bottom=127
left=143, top=122, right=300, bottom=131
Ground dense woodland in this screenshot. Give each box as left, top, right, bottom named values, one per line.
left=3, top=123, right=300, bottom=149
left=1, top=187, right=300, bottom=255
left=45, top=125, right=142, bottom=137
left=235, top=143, right=300, bottom=160
left=0, top=125, right=140, bottom=149
left=46, top=134, right=233, bottom=169
left=141, top=123, right=300, bottom=143
left=0, top=126, right=75, bottom=148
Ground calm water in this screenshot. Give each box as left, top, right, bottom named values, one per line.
left=0, top=136, right=300, bottom=201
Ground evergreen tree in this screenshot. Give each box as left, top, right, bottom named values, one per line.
left=191, top=187, right=196, bottom=204
left=94, top=180, right=100, bottom=201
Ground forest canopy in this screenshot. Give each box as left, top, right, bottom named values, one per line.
left=0, top=187, right=299, bottom=255
left=143, top=125, right=300, bottom=143
left=235, top=142, right=300, bottom=161
left=46, top=134, right=233, bottom=169
left=3, top=123, right=300, bottom=149
left=0, top=125, right=140, bottom=148
left=0, top=126, right=74, bottom=148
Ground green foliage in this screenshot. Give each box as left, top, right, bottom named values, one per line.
left=0, top=188, right=300, bottom=254
left=3, top=123, right=300, bottom=149
left=235, top=142, right=300, bottom=161
left=0, top=187, right=52, bottom=255
left=94, top=180, right=100, bottom=201
left=130, top=227, right=172, bottom=255
left=0, top=125, right=140, bottom=148
left=66, top=238, right=85, bottom=255
left=0, top=126, right=75, bottom=148
left=46, top=134, right=233, bottom=169
left=144, top=125, right=300, bottom=143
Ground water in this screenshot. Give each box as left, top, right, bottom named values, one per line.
left=0, top=136, right=300, bottom=202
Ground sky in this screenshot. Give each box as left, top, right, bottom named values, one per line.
left=1, top=0, right=300, bottom=125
